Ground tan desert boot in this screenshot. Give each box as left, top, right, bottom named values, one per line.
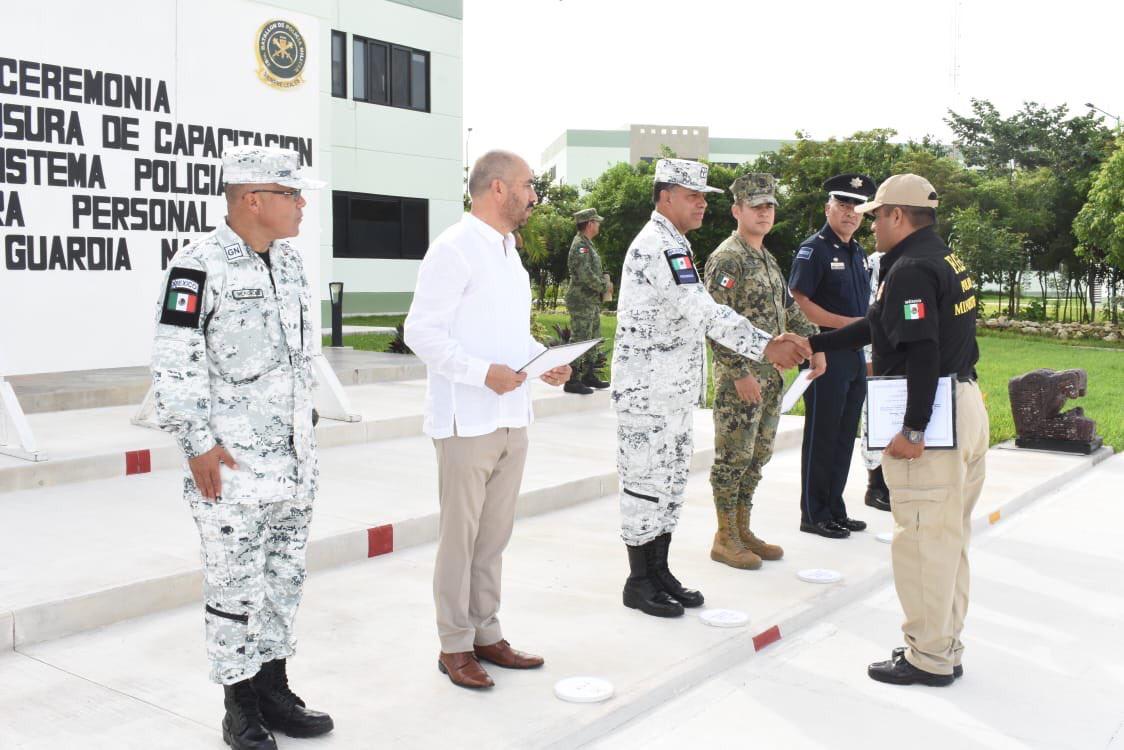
left=711, top=506, right=762, bottom=570
left=737, top=505, right=784, bottom=560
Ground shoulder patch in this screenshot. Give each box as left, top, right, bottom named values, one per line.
left=665, top=249, right=700, bottom=285
left=160, top=267, right=207, bottom=328
left=796, top=246, right=814, bottom=261
left=718, top=274, right=736, bottom=290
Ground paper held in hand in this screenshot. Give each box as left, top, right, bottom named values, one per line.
left=866, top=376, right=957, bottom=449
left=781, top=370, right=815, bottom=413
left=518, top=338, right=603, bottom=379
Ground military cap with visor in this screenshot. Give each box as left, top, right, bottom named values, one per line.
left=222, top=145, right=326, bottom=189
left=822, top=173, right=875, bottom=204
left=653, top=158, right=724, bottom=194
left=730, top=172, right=779, bottom=206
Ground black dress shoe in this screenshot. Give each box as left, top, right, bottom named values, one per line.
left=865, top=491, right=891, bottom=512
left=799, top=520, right=849, bottom=539
left=893, top=647, right=962, bottom=678
left=868, top=649, right=955, bottom=686
left=833, top=517, right=867, bottom=532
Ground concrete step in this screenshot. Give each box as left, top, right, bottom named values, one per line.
left=0, top=379, right=608, bottom=493
left=0, top=444, right=1112, bottom=748
left=0, top=407, right=804, bottom=651
left=5, top=349, right=424, bottom=415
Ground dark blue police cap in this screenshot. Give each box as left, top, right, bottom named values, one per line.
left=822, top=173, right=876, bottom=203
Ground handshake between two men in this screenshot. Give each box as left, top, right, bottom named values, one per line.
left=732, top=332, right=824, bottom=405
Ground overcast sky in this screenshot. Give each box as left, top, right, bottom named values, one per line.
left=462, top=0, right=1124, bottom=169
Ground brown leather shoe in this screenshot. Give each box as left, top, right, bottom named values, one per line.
left=438, top=651, right=494, bottom=689
left=473, top=640, right=544, bottom=669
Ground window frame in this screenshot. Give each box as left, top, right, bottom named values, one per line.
left=351, top=33, right=430, bottom=112
left=330, top=30, right=347, bottom=98
left=332, top=190, right=430, bottom=261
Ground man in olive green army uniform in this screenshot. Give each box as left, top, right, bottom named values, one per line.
left=704, top=173, right=825, bottom=569
left=564, top=207, right=611, bottom=395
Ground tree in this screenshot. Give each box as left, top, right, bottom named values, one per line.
left=1074, top=135, right=1124, bottom=322
left=947, top=99, right=1115, bottom=320
left=520, top=180, right=580, bottom=308
left=950, top=206, right=1023, bottom=307
left=749, top=129, right=905, bottom=274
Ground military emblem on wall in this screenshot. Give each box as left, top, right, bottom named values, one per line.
left=255, top=19, right=307, bottom=90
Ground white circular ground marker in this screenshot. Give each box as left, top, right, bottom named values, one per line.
left=797, top=568, right=843, bottom=584
left=554, top=676, right=614, bottom=704
left=876, top=531, right=893, bottom=544
left=698, top=608, right=750, bottom=628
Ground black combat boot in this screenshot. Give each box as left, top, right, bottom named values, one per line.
left=222, top=680, right=277, bottom=750
left=251, top=659, right=335, bottom=738
left=865, top=466, right=891, bottom=511
left=650, top=533, right=704, bottom=607
left=622, top=542, right=684, bottom=618
left=563, top=370, right=594, bottom=395
left=580, top=362, right=610, bottom=390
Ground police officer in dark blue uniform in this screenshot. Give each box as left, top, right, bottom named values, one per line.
left=788, top=174, right=876, bottom=539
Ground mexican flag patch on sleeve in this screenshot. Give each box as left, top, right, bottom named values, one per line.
left=159, top=266, right=207, bottom=329
left=903, top=299, right=926, bottom=320
left=719, top=274, right=736, bottom=289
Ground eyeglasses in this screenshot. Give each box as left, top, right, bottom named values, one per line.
left=249, top=189, right=302, bottom=200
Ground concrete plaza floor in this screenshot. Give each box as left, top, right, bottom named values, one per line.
left=0, top=384, right=1111, bottom=747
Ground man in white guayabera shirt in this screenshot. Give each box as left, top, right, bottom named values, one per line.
left=405, top=150, right=571, bottom=690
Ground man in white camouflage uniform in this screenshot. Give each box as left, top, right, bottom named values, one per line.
left=152, top=146, right=333, bottom=750
left=612, top=158, right=812, bottom=618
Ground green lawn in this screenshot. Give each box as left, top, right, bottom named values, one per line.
left=334, top=313, right=1121, bottom=449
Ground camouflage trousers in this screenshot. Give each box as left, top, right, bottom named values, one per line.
left=190, top=496, right=313, bottom=685
left=710, top=366, right=784, bottom=513
left=567, top=294, right=601, bottom=374
left=617, top=409, right=693, bottom=546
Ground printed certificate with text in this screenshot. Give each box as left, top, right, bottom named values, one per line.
left=865, top=376, right=957, bottom=450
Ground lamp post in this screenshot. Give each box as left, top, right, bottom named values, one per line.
left=329, top=282, right=344, bottom=348
left=1085, top=102, right=1121, bottom=130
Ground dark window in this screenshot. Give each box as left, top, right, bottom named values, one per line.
left=331, top=30, right=347, bottom=98
left=333, top=191, right=429, bottom=260
left=352, top=34, right=428, bottom=111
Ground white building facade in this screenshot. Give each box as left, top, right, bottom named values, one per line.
left=541, top=124, right=792, bottom=189
left=303, top=0, right=463, bottom=318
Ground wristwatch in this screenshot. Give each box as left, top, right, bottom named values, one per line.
left=901, top=428, right=925, bottom=445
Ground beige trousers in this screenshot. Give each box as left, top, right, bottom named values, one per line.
left=882, top=381, right=989, bottom=675
left=432, top=427, right=529, bottom=653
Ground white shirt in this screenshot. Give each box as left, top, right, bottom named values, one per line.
left=405, top=213, right=547, bottom=439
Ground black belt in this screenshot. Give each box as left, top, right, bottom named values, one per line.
left=955, top=374, right=976, bottom=383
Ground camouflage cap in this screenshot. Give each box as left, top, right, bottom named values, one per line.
left=730, top=173, right=778, bottom=207
left=573, top=207, right=604, bottom=223
left=222, top=145, right=326, bottom=189
left=653, top=158, right=723, bottom=194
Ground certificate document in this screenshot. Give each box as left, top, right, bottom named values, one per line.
left=518, top=338, right=603, bottom=379
left=865, top=376, right=957, bottom=450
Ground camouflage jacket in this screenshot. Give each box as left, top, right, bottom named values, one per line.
left=611, top=211, right=773, bottom=414
left=151, top=222, right=318, bottom=503
left=704, top=232, right=817, bottom=380
left=567, top=233, right=608, bottom=297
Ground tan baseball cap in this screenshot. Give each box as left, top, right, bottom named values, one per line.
left=854, top=173, right=939, bottom=214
